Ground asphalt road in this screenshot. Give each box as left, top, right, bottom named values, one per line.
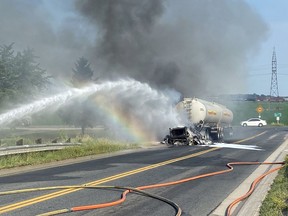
left=0, top=126, right=287, bottom=216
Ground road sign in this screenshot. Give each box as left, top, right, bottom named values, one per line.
left=256, top=105, right=264, bottom=113
left=274, top=112, right=282, bottom=117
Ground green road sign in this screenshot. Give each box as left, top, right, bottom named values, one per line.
left=274, top=113, right=282, bottom=117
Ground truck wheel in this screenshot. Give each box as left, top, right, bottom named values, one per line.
left=205, top=129, right=211, bottom=140
left=218, top=130, right=224, bottom=142
left=165, top=137, right=173, bottom=147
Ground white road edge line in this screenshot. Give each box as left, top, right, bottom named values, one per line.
left=209, top=138, right=288, bottom=216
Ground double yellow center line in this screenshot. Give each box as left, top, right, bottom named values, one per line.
left=0, top=131, right=266, bottom=214
left=0, top=148, right=218, bottom=214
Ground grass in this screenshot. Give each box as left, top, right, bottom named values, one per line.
left=0, top=136, right=33, bottom=147
left=0, top=136, right=139, bottom=169
left=223, top=101, right=288, bottom=126
left=0, top=128, right=110, bottom=147
left=259, top=157, right=288, bottom=216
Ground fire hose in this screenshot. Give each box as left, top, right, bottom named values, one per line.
left=0, top=161, right=285, bottom=216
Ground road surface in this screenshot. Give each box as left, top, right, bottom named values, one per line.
left=0, top=126, right=287, bottom=216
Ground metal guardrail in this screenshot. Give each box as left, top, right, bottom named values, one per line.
left=0, top=143, right=81, bottom=156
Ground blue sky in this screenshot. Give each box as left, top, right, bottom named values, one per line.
left=245, top=0, right=288, bottom=96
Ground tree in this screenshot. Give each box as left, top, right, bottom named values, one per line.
left=72, top=57, right=94, bottom=87
left=0, top=43, right=50, bottom=108
left=0, top=44, right=15, bottom=105
left=58, top=57, right=96, bottom=135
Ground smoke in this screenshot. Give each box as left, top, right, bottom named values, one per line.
left=0, top=0, right=268, bottom=95
left=75, top=0, right=268, bottom=96
left=0, top=0, right=93, bottom=80
left=0, top=0, right=268, bottom=140
left=89, top=79, right=181, bottom=141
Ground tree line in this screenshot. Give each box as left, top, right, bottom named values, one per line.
left=0, top=43, right=96, bottom=134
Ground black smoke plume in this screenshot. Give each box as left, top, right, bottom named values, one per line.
left=0, top=0, right=268, bottom=96
left=75, top=0, right=268, bottom=96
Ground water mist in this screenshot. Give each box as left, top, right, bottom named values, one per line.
left=0, top=79, right=182, bottom=141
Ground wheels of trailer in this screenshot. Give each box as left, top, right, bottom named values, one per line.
left=218, top=128, right=224, bottom=141
left=209, top=128, right=224, bottom=141
left=205, top=128, right=211, bottom=140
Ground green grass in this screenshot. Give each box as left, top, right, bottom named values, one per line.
left=223, top=101, right=288, bottom=126
left=0, top=128, right=110, bottom=147
left=0, top=136, right=33, bottom=147
left=259, top=157, right=288, bottom=216
left=0, top=137, right=139, bottom=169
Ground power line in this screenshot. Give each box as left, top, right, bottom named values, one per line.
left=248, top=73, right=288, bottom=77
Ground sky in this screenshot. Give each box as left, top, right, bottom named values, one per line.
left=1, top=0, right=288, bottom=97
left=245, top=0, right=288, bottom=96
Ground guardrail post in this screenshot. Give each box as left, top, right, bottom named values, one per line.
left=16, top=139, right=24, bottom=146
left=35, top=138, right=42, bottom=144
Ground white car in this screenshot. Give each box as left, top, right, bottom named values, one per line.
left=241, top=118, right=267, bottom=127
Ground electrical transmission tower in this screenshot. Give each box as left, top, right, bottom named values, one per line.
left=269, top=47, right=279, bottom=100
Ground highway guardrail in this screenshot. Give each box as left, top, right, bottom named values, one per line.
left=0, top=143, right=81, bottom=156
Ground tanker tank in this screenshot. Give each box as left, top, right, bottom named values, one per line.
left=176, top=98, right=233, bottom=125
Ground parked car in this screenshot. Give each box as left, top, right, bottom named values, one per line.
left=241, top=118, right=267, bottom=127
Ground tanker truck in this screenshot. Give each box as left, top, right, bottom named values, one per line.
left=164, top=98, right=233, bottom=146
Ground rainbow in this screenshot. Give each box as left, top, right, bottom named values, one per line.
left=91, top=94, right=155, bottom=142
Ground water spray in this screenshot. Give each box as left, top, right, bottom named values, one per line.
left=0, top=79, right=141, bottom=126
left=0, top=79, right=181, bottom=141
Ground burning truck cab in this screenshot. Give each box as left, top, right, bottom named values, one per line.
left=164, top=126, right=207, bottom=146
left=167, top=126, right=193, bottom=145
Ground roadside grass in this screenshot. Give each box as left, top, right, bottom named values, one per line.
left=0, top=136, right=139, bottom=169
left=0, top=136, right=33, bottom=147
left=259, top=156, right=288, bottom=216
left=223, top=101, right=288, bottom=126
left=0, top=128, right=109, bottom=147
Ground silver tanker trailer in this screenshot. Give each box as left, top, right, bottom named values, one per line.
left=165, top=98, right=233, bottom=146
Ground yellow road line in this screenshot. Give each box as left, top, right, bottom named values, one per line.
left=0, top=148, right=217, bottom=213
left=0, top=131, right=266, bottom=214
left=235, top=131, right=267, bottom=144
